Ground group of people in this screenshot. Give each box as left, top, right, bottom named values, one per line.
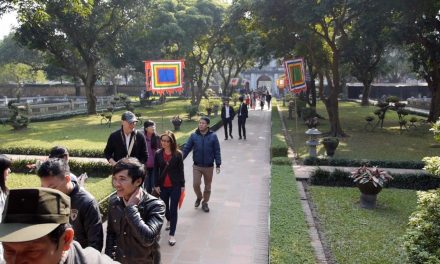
left=0, top=110, right=222, bottom=263
left=242, top=91, right=272, bottom=112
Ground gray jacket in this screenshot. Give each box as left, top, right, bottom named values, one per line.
left=64, top=241, right=119, bottom=264
left=105, top=190, right=165, bottom=264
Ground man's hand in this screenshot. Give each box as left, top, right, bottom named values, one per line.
left=109, top=159, right=117, bottom=166
left=216, top=167, right=220, bottom=174
left=154, top=187, right=161, bottom=196
left=127, top=187, right=142, bottom=206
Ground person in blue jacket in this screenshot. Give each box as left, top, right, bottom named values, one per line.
left=182, top=116, right=221, bottom=213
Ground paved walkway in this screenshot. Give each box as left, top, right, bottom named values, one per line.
left=158, top=106, right=272, bottom=264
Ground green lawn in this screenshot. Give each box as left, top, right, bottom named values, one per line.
left=8, top=173, right=113, bottom=202
left=0, top=99, right=220, bottom=152
left=280, top=101, right=440, bottom=161
left=309, top=186, right=417, bottom=264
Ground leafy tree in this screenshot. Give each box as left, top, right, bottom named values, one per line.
left=14, top=0, right=150, bottom=114
left=342, top=1, right=393, bottom=106
left=0, top=63, right=46, bottom=90
left=395, top=0, right=440, bottom=122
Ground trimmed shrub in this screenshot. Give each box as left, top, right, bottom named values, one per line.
left=10, top=158, right=111, bottom=178
left=271, top=104, right=288, bottom=158
left=310, top=169, right=440, bottom=190
left=0, top=146, right=104, bottom=158
left=404, top=189, right=440, bottom=263
left=303, top=157, right=424, bottom=169
left=272, top=157, right=292, bottom=165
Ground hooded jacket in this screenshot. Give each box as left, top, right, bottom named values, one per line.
left=182, top=129, right=221, bottom=168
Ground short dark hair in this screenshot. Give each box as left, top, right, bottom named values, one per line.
left=144, top=120, right=155, bottom=129
left=49, top=146, right=69, bottom=159
left=0, top=154, right=11, bottom=193
left=239, top=96, right=244, bottom=102
left=200, top=116, right=210, bottom=124
left=112, top=158, right=145, bottom=184
left=37, top=158, right=70, bottom=179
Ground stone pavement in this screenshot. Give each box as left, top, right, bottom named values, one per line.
left=158, top=106, right=272, bottom=264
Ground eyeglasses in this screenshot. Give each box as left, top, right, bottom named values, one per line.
left=161, top=139, right=171, bottom=143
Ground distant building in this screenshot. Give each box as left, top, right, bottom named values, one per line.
left=240, top=60, right=284, bottom=96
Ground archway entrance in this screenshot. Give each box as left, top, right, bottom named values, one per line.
left=256, top=75, right=272, bottom=94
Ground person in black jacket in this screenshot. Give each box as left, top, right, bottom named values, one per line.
left=37, top=158, right=104, bottom=251
left=237, top=96, right=249, bottom=140
left=141, top=120, right=160, bottom=194
left=220, top=99, right=235, bottom=140
left=153, top=131, right=185, bottom=246
left=106, top=158, right=165, bottom=264
left=104, top=111, right=148, bottom=166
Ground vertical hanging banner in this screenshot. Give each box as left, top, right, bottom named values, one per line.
left=230, top=78, right=240, bottom=87
left=144, top=60, right=185, bottom=95
left=284, top=58, right=307, bottom=94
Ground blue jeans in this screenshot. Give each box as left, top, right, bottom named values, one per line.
left=160, top=186, right=181, bottom=236
left=144, top=168, right=155, bottom=194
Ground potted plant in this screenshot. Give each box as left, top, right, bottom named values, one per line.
left=350, top=165, right=393, bottom=209
left=321, top=137, right=339, bottom=157
left=171, top=115, right=182, bottom=131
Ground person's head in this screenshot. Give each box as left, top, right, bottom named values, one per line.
left=121, top=111, right=138, bottom=134
left=143, top=120, right=156, bottom=135
left=49, top=146, right=69, bottom=161
left=160, top=130, right=178, bottom=154
left=0, top=188, right=74, bottom=264
left=239, top=96, right=244, bottom=102
left=198, top=117, right=210, bottom=133
left=224, top=100, right=229, bottom=106
left=0, top=154, right=11, bottom=193
left=112, top=158, right=145, bottom=200
left=37, top=158, right=71, bottom=195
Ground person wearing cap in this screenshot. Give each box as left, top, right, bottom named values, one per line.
left=0, top=188, right=117, bottom=263
left=220, top=99, right=235, bottom=140
left=182, top=116, right=221, bottom=213
left=37, top=158, right=104, bottom=252
left=140, top=120, right=160, bottom=194
left=237, top=96, right=249, bottom=140
left=106, top=158, right=165, bottom=263
left=104, top=111, right=148, bottom=166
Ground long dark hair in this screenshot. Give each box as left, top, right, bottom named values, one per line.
left=160, top=130, right=179, bottom=155
left=0, top=154, right=11, bottom=193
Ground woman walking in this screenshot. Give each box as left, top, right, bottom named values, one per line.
left=0, top=154, right=11, bottom=263
left=154, top=131, right=185, bottom=246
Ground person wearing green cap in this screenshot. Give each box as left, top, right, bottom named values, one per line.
left=0, top=188, right=118, bottom=263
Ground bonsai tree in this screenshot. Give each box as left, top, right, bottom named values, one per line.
left=7, top=99, right=30, bottom=130
left=185, top=105, right=199, bottom=120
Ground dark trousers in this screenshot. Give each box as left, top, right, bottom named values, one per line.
left=238, top=117, right=247, bottom=139
left=160, top=186, right=181, bottom=236
left=144, top=168, right=155, bottom=194
left=222, top=118, right=233, bottom=139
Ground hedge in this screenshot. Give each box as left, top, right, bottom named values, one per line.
left=271, top=157, right=292, bottom=165
left=310, top=168, right=440, bottom=190
left=303, top=157, right=425, bottom=169
left=1, top=146, right=105, bottom=158
left=271, top=105, right=288, bottom=158
left=10, top=158, right=111, bottom=178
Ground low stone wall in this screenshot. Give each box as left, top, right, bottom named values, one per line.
left=0, top=84, right=145, bottom=97
left=407, top=98, right=431, bottom=110
left=0, top=96, right=121, bottom=120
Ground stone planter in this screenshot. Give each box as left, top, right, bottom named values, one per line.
left=357, top=182, right=382, bottom=209
left=322, top=137, right=339, bottom=157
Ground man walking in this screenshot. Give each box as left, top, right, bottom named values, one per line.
left=182, top=117, right=221, bottom=213
left=37, top=158, right=104, bottom=251
left=104, top=111, right=148, bottom=166
left=220, top=99, right=235, bottom=140
left=237, top=96, right=249, bottom=140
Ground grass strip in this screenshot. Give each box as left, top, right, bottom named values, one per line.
left=309, top=186, right=417, bottom=264
left=270, top=164, right=316, bottom=264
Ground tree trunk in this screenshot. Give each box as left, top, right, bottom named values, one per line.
left=361, top=82, right=371, bottom=106
left=428, top=81, right=440, bottom=122
left=84, top=64, right=97, bottom=114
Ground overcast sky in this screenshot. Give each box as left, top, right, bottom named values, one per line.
left=0, top=12, right=18, bottom=40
